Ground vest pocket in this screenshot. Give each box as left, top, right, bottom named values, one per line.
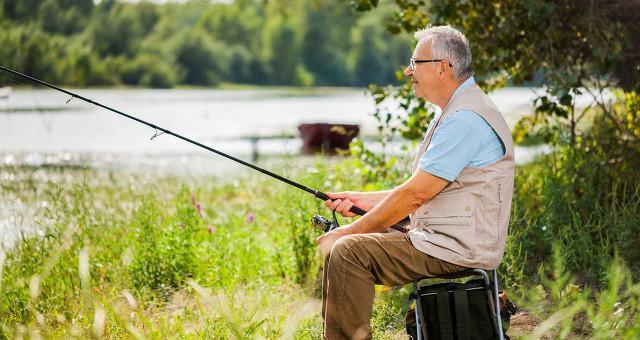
left=417, top=195, right=474, bottom=219
left=413, top=194, right=477, bottom=258
left=417, top=220, right=474, bottom=258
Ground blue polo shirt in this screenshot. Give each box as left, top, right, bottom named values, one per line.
left=418, top=77, right=505, bottom=181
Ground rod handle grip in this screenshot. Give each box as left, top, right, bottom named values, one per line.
left=314, top=190, right=367, bottom=216
left=349, top=205, right=368, bottom=216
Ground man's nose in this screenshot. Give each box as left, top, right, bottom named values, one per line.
left=403, top=66, right=413, bottom=77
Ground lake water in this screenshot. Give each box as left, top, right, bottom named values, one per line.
left=0, top=86, right=557, bottom=175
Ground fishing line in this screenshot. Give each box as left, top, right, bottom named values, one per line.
left=0, top=66, right=408, bottom=233
left=0, top=72, right=54, bottom=133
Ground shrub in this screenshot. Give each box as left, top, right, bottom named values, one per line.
left=120, top=54, right=175, bottom=88
left=507, top=92, right=640, bottom=283
left=171, top=29, right=230, bottom=86
left=516, top=246, right=640, bottom=338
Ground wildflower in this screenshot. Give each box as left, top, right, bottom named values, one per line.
left=196, top=202, right=205, bottom=218
left=246, top=212, right=254, bottom=223
left=192, top=193, right=205, bottom=218
left=207, top=224, right=215, bottom=234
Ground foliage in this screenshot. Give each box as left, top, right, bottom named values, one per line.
left=348, top=0, right=639, bottom=150
left=88, top=2, right=144, bottom=58
left=508, top=93, right=640, bottom=283
left=172, top=28, right=230, bottom=86
left=0, top=162, right=328, bottom=337
left=118, top=54, right=175, bottom=88
left=354, top=0, right=639, bottom=91
left=301, top=1, right=353, bottom=86
left=514, top=246, right=640, bottom=338
left=130, top=188, right=203, bottom=297
left=0, top=0, right=414, bottom=88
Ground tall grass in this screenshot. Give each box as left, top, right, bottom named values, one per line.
left=1, top=132, right=639, bottom=338
left=0, top=162, right=332, bottom=338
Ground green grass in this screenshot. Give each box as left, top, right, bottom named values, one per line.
left=0, top=153, right=639, bottom=338
left=0, top=161, right=368, bottom=338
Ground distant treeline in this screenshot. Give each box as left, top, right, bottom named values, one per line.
left=0, top=0, right=413, bottom=88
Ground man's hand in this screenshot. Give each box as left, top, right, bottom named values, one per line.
left=325, top=192, right=381, bottom=217
left=315, top=225, right=352, bottom=256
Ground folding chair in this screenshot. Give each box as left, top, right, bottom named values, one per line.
left=410, top=268, right=505, bottom=340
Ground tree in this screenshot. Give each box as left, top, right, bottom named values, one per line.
left=351, top=0, right=639, bottom=144
left=301, top=1, right=354, bottom=85
left=172, top=28, right=230, bottom=86
left=88, top=2, right=143, bottom=57
left=1, top=0, right=43, bottom=22
left=39, top=0, right=94, bottom=35
left=264, top=19, right=305, bottom=85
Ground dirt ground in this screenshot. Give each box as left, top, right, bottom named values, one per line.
left=507, top=311, right=557, bottom=339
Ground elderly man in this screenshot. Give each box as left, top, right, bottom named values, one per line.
left=316, top=25, right=515, bottom=339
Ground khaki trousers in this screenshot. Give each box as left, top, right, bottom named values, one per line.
left=321, top=232, right=466, bottom=340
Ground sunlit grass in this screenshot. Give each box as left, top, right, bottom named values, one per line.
left=1, top=155, right=639, bottom=338
left=0, top=160, right=364, bottom=338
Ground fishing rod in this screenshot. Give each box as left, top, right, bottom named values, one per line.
left=0, top=65, right=408, bottom=233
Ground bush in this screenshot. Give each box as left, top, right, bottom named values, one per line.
left=507, top=92, right=640, bottom=284
left=515, top=246, right=640, bottom=338
left=120, top=54, right=176, bottom=88
left=0, top=24, right=61, bottom=81
left=171, top=29, right=230, bottom=86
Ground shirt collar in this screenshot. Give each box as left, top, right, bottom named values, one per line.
left=452, top=76, right=475, bottom=98
left=436, top=76, right=476, bottom=118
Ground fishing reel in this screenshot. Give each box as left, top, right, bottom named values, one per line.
left=312, top=210, right=411, bottom=234
left=311, top=210, right=341, bottom=233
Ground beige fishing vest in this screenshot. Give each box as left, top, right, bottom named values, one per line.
left=407, top=84, right=515, bottom=270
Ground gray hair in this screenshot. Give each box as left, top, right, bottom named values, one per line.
left=414, top=25, right=472, bottom=82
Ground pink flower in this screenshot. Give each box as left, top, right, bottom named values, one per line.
left=191, top=194, right=205, bottom=219
left=246, top=212, right=254, bottom=223
left=196, top=203, right=204, bottom=218
left=207, top=224, right=215, bottom=234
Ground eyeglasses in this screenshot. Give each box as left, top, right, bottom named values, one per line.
left=409, top=57, right=453, bottom=72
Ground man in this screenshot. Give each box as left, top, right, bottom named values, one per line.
left=316, top=25, right=515, bottom=339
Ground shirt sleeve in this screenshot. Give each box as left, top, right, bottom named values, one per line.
left=417, top=111, right=483, bottom=181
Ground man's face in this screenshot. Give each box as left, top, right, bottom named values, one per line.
left=404, top=38, right=439, bottom=101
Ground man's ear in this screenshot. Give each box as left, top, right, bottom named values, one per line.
left=439, top=62, right=453, bottom=80
left=438, top=63, right=446, bottom=79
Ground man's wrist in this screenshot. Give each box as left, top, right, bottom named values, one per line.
left=346, top=221, right=366, bottom=234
